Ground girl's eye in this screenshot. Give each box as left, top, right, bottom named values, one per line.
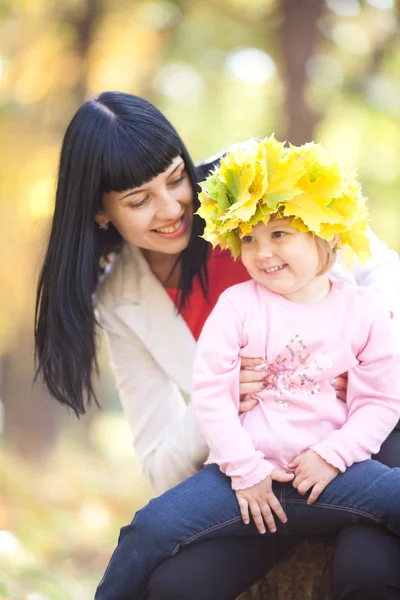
left=271, top=231, right=286, bottom=239
left=128, top=196, right=149, bottom=209
left=241, top=235, right=255, bottom=244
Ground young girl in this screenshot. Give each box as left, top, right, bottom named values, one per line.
left=95, top=136, right=400, bottom=600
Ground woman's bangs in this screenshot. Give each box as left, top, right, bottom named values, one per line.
left=101, top=124, right=182, bottom=194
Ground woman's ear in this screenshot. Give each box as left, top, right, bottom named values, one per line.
left=94, top=210, right=110, bottom=230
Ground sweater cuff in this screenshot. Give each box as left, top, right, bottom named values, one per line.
left=311, top=444, right=347, bottom=473
left=230, top=460, right=275, bottom=491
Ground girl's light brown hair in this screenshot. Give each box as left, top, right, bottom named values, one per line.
left=315, top=236, right=337, bottom=275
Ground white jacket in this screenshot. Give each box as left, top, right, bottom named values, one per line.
left=95, top=231, right=400, bottom=494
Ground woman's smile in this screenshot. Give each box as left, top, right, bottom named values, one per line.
left=151, top=215, right=187, bottom=239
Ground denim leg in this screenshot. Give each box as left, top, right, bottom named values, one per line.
left=95, top=461, right=400, bottom=600
left=333, top=429, right=400, bottom=600
left=282, top=460, right=400, bottom=537
left=144, top=536, right=299, bottom=600
left=95, top=465, right=250, bottom=600
left=333, top=525, right=400, bottom=600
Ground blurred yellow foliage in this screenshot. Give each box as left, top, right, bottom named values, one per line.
left=0, top=414, right=153, bottom=600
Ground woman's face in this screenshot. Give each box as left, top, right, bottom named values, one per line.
left=97, top=156, right=193, bottom=256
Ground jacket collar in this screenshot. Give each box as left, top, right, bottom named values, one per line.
left=114, top=244, right=196, bottom=393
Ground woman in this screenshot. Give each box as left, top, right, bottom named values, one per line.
left=35, top=91, right=400, bottom=599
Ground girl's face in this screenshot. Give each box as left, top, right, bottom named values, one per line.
left=97, top=156, right=193, bottom=256
left=240, top=218, right=334, bottom=303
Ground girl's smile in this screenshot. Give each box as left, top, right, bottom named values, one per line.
left=260, top=263, right=287, bottom=274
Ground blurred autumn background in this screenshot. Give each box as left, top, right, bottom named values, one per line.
left=1, top=0, right=400, bottom=598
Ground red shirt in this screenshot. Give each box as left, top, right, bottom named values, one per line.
left=166, top=248, right=250, bottom=340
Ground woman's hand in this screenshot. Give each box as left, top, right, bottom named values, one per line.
left=235, top=470, right=294, bottom=534
left=239, top=357, right=266, bottom=413
left=288, top=450, right=340, bottom=504
left=331, top=372, right=348, bottom=402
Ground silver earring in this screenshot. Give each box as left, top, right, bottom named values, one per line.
left=99, top=222, right=109, bottom=231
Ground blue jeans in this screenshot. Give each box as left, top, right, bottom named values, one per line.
left=95, top=460, right=400, bottom=600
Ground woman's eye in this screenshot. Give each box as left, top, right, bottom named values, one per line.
left=271, top=231, right=286, bottom=239
left=128, top=196, right=149, bottom=209
left=241, top=235, right=255, bottom=244
left=169, top=172, right=186, bottom=186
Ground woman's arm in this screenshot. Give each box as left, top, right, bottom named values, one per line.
left=98, top=307, right=208, bottom=494
left=334, top=229, right=400, bottom=324
left=352, top=230, right=400, bottom=297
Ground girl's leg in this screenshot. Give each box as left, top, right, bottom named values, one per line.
left=95, top=461, right=400, bottom=600
left=332, top=428, right=400, bottom=600
left=145, top=536, right=299, bottom=600
left=95, top=465, right=254, bottom=600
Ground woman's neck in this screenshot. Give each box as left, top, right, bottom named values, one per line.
left=143, top=249, right=181, bottom=288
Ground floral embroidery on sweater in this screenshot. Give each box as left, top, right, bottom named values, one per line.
left=264, top=334, right=332, bottom=408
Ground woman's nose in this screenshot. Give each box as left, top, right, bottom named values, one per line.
left=156, top=191, right=182, bottom=220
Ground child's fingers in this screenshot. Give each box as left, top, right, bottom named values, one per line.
left=250, top=502, right=266, bottom=534
left=271, top=470, right=295, bottom=483
left=249, top=502, right=267, bottom=534
left=267, top=493, right=288, bottom=523
left=287, top=456, right=301, bottom=470
left=296, top=477, right=315, bottom=496
left=292, top=473, right=305, bottom=489
left=260, top=502, right=277, bottom=533
left=307, top=482, right=326, bottom=504
left=237, top=496, right=250, bottom=525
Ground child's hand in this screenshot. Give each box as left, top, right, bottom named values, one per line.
left=235, top=470, right=294, bottom=534
left=288, top=450, right=339, bottom=504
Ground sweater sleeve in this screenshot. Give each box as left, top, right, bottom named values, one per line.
left=192, top=292, right=274, bottom=490
left=312, top=305, right=400, bottom=471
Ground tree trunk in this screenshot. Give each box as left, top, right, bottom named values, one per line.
left=239, top=539, right=334, bottom=600
left=280, top=0, right=326, bottom=145
left=63, top=0, right=103, bottom=105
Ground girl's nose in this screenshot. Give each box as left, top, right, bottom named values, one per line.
left=255, top=243, right=274, bottom=261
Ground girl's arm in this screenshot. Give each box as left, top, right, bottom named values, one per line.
left=98, top=307, right=208, bottom=494
left=193, top=292, right=274, bottom=490
left=311, top=304, right=400, bottom=472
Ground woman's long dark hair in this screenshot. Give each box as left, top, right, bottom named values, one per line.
left=34, top=92, right=209, bottom=416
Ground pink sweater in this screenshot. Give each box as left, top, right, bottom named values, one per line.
left=192, top=280, right=400, bottom=491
